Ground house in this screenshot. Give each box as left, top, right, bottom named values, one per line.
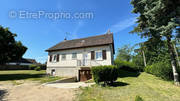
left=6, top=58, right=37, bottom=66
left=45, top=31, right=115, bottom=81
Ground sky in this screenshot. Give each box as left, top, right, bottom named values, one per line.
left=0, top=0, right=146, bottom=63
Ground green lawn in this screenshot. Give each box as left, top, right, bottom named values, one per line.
left=78, top=71, right=180, bottom=101
left=0, top=70, right=62, bottom=84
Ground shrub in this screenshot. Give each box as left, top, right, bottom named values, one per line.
left=114, top=60, right=138, bottom=72
left=135, top=96, right=143, bottom=101
left=91, top=65, right=118, bottom=85
left=39, top=64, right=46, bottom=70
left=34, top=66, right=41, bottom=71
left=29, top=64, right=37, bottom=70
left=144, top=62, right=173, bottom=80
left=0, top=65, right=29, bottom=70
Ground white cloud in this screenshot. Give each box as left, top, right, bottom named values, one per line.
left=70, top=21, right=84, bottom=39
left=110, top=17, right=137, bottom=33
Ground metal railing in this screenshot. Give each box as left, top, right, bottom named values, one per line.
left=77, top=59, right=102, bottom=66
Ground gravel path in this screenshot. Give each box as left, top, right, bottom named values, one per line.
left=0, top=82, right=77, bottom=101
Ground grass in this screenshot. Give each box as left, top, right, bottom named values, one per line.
left=78, top=70, right=180, bottom=101
left=0, top=70, right=62, bottom=84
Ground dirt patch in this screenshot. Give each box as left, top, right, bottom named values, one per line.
left=0, top=81, right=77, bottom=101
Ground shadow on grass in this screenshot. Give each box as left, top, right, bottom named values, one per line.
left=0, top=89, right=7, bottom=101
left=100, top=81, right=129, bottom=87
left=118, top=70, right=140, bottom=78
left=109, top=81, right=129, bottom=87
left=0, top=74, right=45, bottom=81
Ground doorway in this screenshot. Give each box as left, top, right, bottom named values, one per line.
left=83, top=52, right=88, bottom=66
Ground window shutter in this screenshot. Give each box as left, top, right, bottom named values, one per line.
left=102, top=50, right=106, bottom=60
left=57, top=54, right=59, bottom=62
left=91, top=51, right=95, bottom=60
left=49, top=55, right=52, bottom=62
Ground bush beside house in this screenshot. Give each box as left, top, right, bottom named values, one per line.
left=91, top=65, right=118, bottom=85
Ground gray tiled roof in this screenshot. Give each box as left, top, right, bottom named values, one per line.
left=46, top=33, right=114, bottom=52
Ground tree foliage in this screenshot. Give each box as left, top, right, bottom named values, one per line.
left=131, top=0, right=180, bottom=84
left=116, top=45, right=134, bottom=62
left=0, top=26, right=27, bottom=64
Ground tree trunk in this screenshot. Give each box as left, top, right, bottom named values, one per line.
left=166, top=36, right=179, bottom=85
left=142, top=50, right=147, bottom=67
left=173, top=43, right=180, bottom=67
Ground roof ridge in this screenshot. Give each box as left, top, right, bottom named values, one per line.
left=64, top=33, right=113, bottom=42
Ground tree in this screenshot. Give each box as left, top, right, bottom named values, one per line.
left=173, top=40, right=180, bottom=67
left=134, top=43, right=147, bottom=67
left=133, top=39, right=170, bottom=71
left=131, top=0, right=180, bottom=85
left=115, top=45, right=133, bottom=62
left=132, top=52, right=145, bottom=71
left=0, top=26, right=27, bottom=65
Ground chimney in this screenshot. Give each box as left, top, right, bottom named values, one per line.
left=106, top=29, right=111, bottom=34
left=64, top=37, right=67, bottom=41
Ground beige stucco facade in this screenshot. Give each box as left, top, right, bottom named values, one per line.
left=46, top=45, right=114, bottom=78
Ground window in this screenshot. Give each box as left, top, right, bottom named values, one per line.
left=72, top=53, right=77, bottom=59
left=61, top=54, right=66, bottom=60
left=50, top=54, right=59, bottom=62
left=95, top=51, right=102, bottom=60
left=53, top=55, right=57, bottom=62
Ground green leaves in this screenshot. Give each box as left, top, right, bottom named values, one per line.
left=0, top=26, right=27, bottom=64
left=131, top=0, right=180, bottom=38
left=116, top=45, right=134, bottom=62
left=91, top=65, right=118, bottom=85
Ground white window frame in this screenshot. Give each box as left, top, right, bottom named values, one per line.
left=95, top=51, right=102, bottom=60
left=61, top=54, right=66, bottom=60
left=72, top=53, right=77, bottom=60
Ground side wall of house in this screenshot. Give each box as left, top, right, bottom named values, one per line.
left=46, top=45, right=114, bottom=77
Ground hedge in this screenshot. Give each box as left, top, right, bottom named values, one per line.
left=144, top=62, right=180, bottom=80
left=35, top=66, right=41, bottom=71
left=0, top=64, right=46, bottom=70
left=114, top=60, right=138, bottom=72
left=91, top=65, right=118, bottom=85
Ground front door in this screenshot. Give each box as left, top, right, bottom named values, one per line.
left=83, top=53, right=88, bottom=66
left=79, top=70, right=92, bottom=81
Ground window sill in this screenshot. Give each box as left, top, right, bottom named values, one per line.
left=51, top=61, right=58, bottom=63
left=95, top=59, right=105, bottom=61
